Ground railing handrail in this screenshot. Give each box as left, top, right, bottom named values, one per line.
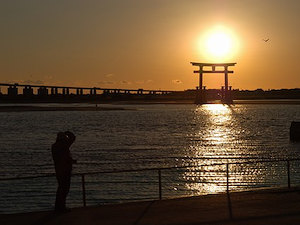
left=1, top=158, right=298, bottom=218
left=1, top=157, right=300, bottom=182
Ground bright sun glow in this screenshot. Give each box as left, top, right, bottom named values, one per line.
left=198, top=26, right=239, bottom=61
left=206, top=31, right=232, bottom=57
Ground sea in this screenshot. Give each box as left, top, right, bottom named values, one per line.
left=1, top=103, right=300, bottom=213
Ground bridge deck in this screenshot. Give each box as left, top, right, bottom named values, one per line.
left=0, top=83, right=175, bottom=93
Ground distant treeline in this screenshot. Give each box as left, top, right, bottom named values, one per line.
left=234, top=88, right=300, bottom=99
left=176, top=88, right=300, bottom=100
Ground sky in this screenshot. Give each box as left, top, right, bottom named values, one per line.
left=1, top=0, right=300, bottom=91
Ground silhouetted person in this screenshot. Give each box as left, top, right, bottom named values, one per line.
left=52, top=131, right=77, bottom=212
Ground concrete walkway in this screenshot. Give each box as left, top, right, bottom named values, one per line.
left=1, top=187, right=300, bottom=225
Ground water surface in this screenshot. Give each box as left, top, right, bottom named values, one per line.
left=1, top=103, right=300, bottom=213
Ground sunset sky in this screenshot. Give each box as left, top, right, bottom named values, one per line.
left=1, top=0, right=300, bottom=91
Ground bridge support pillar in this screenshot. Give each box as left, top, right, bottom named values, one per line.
left=23, top=86, right=33, bottom=97
left=38, top=87, right=48, bottom=96
left=8, top=86, right=18, bottom=96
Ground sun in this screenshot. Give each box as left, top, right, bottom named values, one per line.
left=198, top=26, right=239, bottom=61
left=206, top=31, right=232, bottom=57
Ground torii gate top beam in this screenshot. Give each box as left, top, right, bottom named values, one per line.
left=191, top=62, right=236, bottom=74
left=190, top=62, right=236, bottom=67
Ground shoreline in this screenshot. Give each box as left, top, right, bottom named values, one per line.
left=0, top=99, right=300, bottom=112
left=0, top=106, right=130, bottom=112
left=1, top=99, right=300, bottom=112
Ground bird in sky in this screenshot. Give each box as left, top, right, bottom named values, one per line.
left=263, top=38, right=270, bottom=42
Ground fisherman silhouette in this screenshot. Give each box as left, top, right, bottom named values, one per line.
left=52, top=131, right=77, bottom=212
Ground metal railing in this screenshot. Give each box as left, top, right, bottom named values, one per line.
left=1, top=158, right=300, bottom=217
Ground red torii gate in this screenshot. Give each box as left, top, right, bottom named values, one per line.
left=190, top=62, right=236, bottom=104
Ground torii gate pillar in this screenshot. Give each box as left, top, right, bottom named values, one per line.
left=191, top=62, right=236, bottom=104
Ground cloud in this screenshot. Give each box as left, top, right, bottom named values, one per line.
left=104, top=73, right=114, bottom=78
left=44, top=75, right=53, bottom=80
left=2, top=79, right=45, bottom=85
left=97, top=81, right=115, bottom=85
left=2, top=79, right=16, bottom=83
left=121, top=80, right=132, bottom=85
left=172, top=79, right=182, bottom=84
left=135, top=80, right=154, bottom=85
left=23, top=80, right=44, bottom=85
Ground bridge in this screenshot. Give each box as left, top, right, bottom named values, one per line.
left=0, top=83, right=176, bottom=97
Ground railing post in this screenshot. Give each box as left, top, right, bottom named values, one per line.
left=226, top=163, right=229, bottom=193
left=287, top=160, right=291, bottom=189
left=158, top=169, right=162, bottom=200
left=226, top=163, right=233, bottom=220
left=81, top=174, right=86, bottom=207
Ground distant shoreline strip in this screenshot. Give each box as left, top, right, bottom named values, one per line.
left=0, top=106, right=128, bottom=112
left=1, top=99, right=300, bottom=112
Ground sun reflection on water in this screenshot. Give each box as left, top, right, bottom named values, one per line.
left=183, top=104, right=235, bottom=194
left=204, top=104, right=233, bottom=146
left=181, top=104, right=286, bottom=196
left=186, top=105, right=238, bottom=193
left=183, top=164, right=228, bottom=195
left=192, top=104, right=235, bottom=154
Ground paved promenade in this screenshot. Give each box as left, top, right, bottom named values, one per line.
left=1, top=187, right=300, bottom=225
